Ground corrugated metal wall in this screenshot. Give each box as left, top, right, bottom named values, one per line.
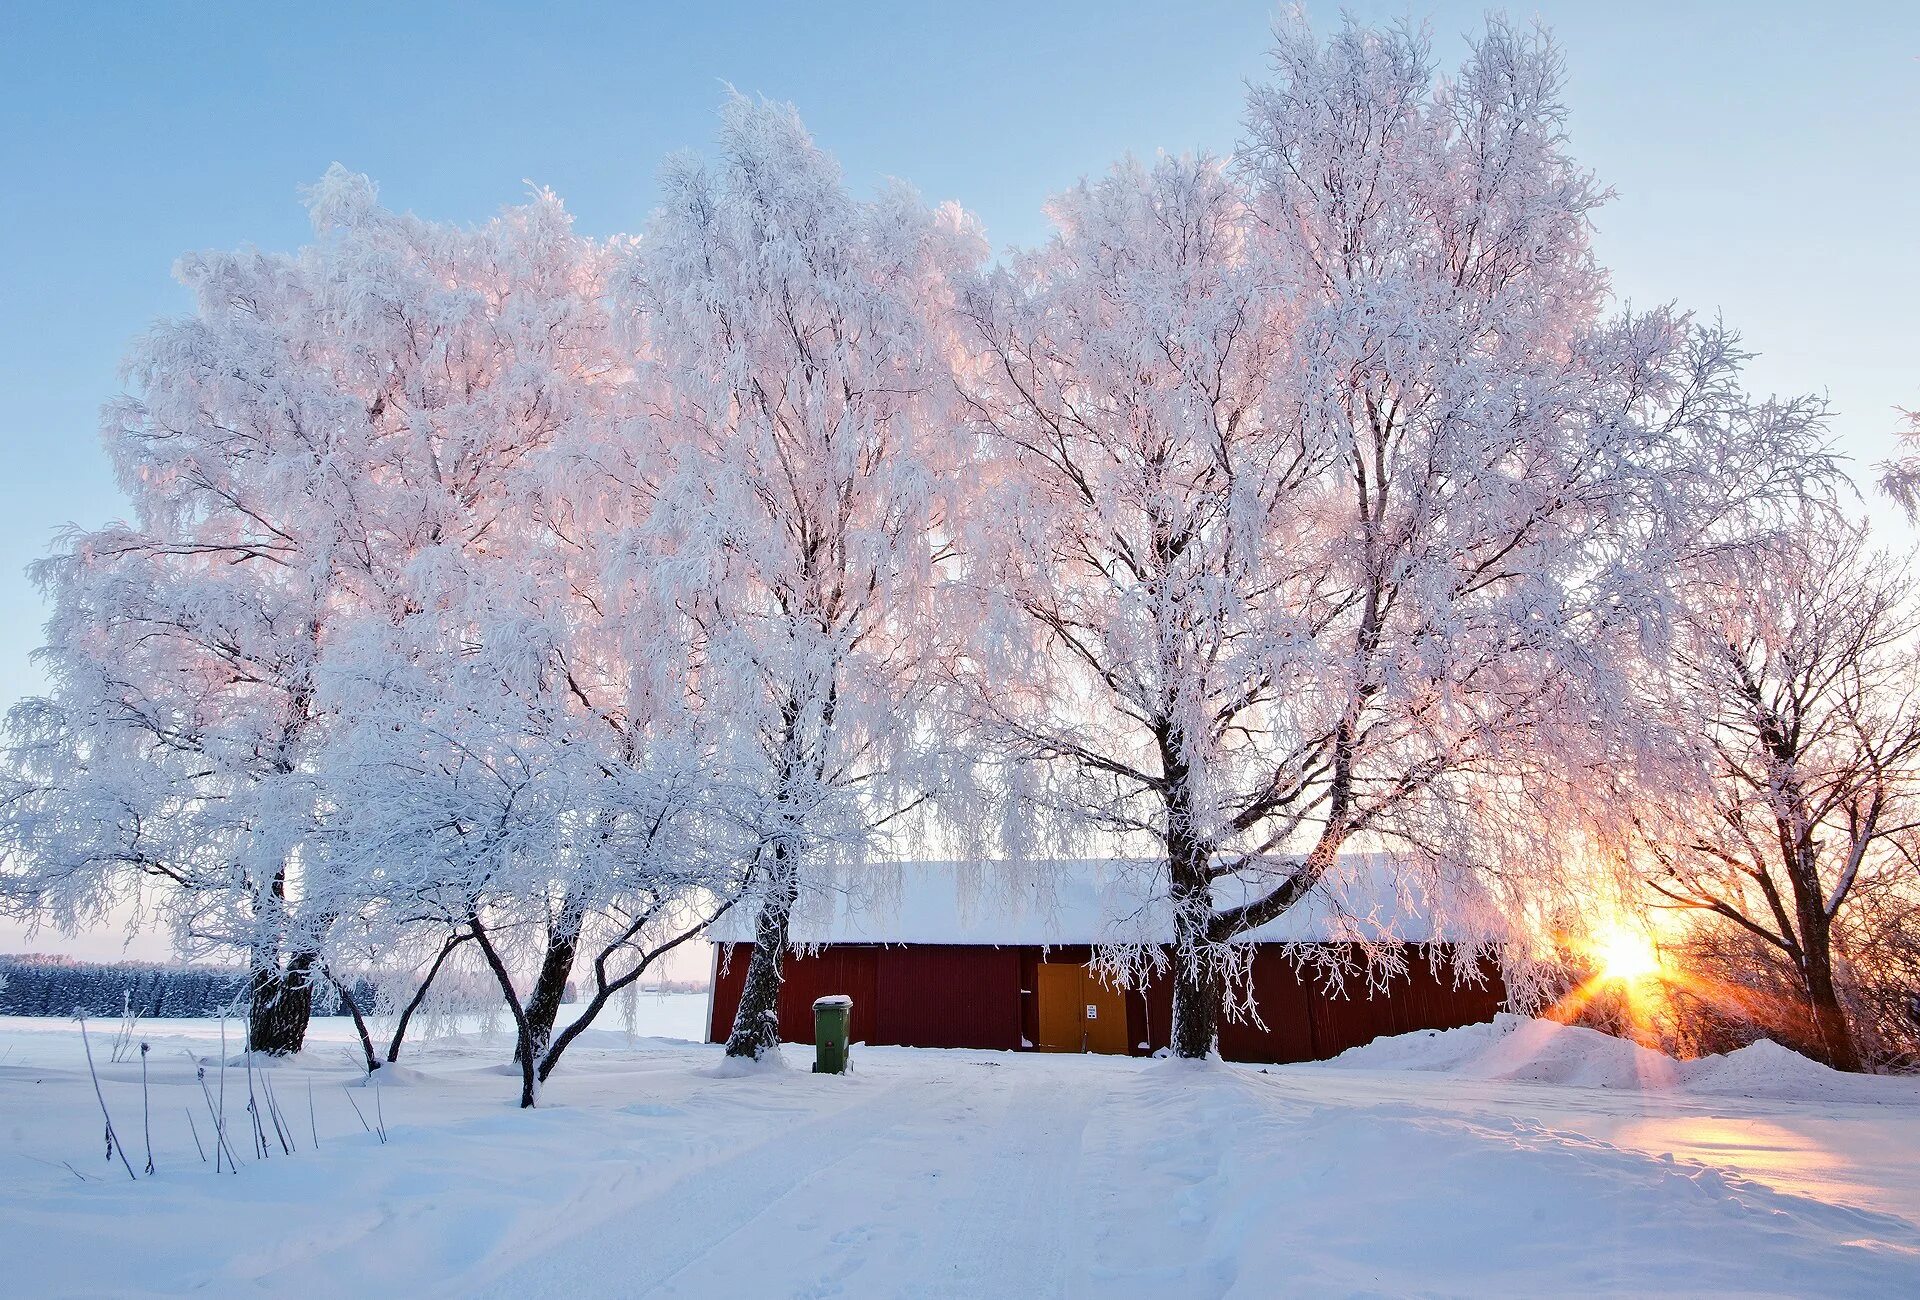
left=709, top=941, right=1506, bottom=1062
left=708, top=943, right=1022, bottom=1051
left=874, top=946, right=1022, bottom=1049
left=708, top=943, right=881, bottom=1046
left=1217, top=952, right=1317, bottom=1062
left=1226, top=946, right=1508, bottom=1064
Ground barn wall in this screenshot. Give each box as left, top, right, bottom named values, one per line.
left=708, top=943, right=1020, bottom=1050
left=1302, top=947, right=1507, bottom=1061
left=709, top=941, right=1507, bottom=1061
left=708, top=943, right=742, bottom=1043
left=1217, top=951, right=1317, bottom=1063
left=1127, top=963, right=1170, bottom=1055
left=873, top=946, right=1021, bottom=1050
left=706, top=942, right=880, bottom=1046
left=1087, top=945, right=1506, bottom=1063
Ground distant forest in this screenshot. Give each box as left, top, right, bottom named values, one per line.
left=0, top=956, right=369, bottom=1020
left=0, top=955, right=706, bottom=1020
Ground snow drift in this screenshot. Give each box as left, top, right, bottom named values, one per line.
left=1322, top=1014, right=1920, bottom=1104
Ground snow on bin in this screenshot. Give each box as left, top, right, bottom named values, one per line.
left=812, top=994, right=853, bottom=1074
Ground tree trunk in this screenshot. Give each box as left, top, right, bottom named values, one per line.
left=539, top=896, right=740, bottom=1083
left=1168, top=856, right=1221, bottom=1059
left=1778, top=816, right=1865, bottom=1073
left=326, top=967, right=380, bottom=1075
left=1169, top=951, right=1222, bottom=1059
left=248, top=951, right=316, bottom=1056
left=1801, top=931, right=1863, bottom=1072
left=1159, top=718, right=1219, bottom=1059
left=467, top=915, right=538, bottom=1109
left=725, top=849, right=798, bottom=1060
left=515, top=895, right=586, bottom=1068
left=387, top=933, right=467, bottom=1063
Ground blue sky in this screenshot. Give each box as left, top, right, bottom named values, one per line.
left=0, top=2, right=1916, bottom=952
left=4, top=0, right=1917, bottom=702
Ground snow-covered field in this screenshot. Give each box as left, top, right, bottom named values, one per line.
left=4, top=1006, right=1919, bottom=1298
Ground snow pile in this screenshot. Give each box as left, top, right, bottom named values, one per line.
left=1323, top=1014, right=1920, bottom=1103
left=1319, top=1013, right=1679, bottom=1089
left=1680, top=1037, right=1920, bottom=1104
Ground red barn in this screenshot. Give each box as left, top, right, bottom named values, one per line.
left=707, top=858, right=1508, bottom=1062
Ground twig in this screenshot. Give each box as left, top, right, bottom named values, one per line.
left=110, top=990, right=139, bottom=1064
left=307, top=1077, right=319, bottom=1149
left=185, top=1107, right=207, bottom=1163
left=27, top=1155, right=93, bottom=1183
left=76, top=1017, right=136, bottom=1181
left=261, top=1073, right=292, bottom=1154
left=186, top=1048, right=238, bottom=1173
left=342, top=1085, right=372, bottom=1134
left=139, top=1042, right=154, bottom=1174
left=217, top=1017, right=230, bottom=1171
left=244, top=1044, right=268, bottom=1159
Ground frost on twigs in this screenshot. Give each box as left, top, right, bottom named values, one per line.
left=1875, top=409, right=1920, bottom=517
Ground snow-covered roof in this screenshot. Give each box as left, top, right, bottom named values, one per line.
left=715, top=854, right=1506, bottom=948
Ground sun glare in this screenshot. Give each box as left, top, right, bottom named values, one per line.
left=1593, top=926, right=1662, bottom=984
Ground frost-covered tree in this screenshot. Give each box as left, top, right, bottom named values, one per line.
left=1876, top=406, right=1920, bottom=515
left=953, top=151, right=1317, bottom=1050
left=1620, top=522, right=1920, bottom=1071
left=0, top=168, right=614, bottom=1055
left=325, top=625, right=737, bottom=1105
left=323, top=389, right=750, bottom=1105
left=503, top=369, right=757, bottom=1086
left=627, top=96, right=981, bottom=1060
left=954, top=17, right=1837, bottom=1057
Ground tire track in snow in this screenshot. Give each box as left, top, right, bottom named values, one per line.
left=888, top=1063, right=1104, bottom=1299
left=462, top=1072, right=948, bottom=1299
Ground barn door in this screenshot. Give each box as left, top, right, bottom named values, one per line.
left=1083, top=969, right=1129, bottom=1055
left=1035, top=962, right=1131, bottom=1054
left=1034, top=963, right=1085, bottom=1051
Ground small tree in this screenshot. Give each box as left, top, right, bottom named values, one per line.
left=322, top=465, right=749, bottom=1104
left=1627, top=522, right=1920, bottom=1071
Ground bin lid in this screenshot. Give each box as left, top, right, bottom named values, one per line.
left=813, top=995, right=854, bottom=1009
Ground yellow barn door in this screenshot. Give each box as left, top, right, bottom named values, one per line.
left=1035, top=962, right=1131, bottom=1055
left=1034, top=963, right=1085, bottom=1051
left=1084, top=969, right=1129, bottom=1055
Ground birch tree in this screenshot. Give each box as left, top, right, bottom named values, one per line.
left=322, top=354, right=751, bottom=1104
left=0, top=168, right=613, bottom=1054
left=629, top=96, right=980, bottom=1060
left=956, top=17, right=1836, bottom=1057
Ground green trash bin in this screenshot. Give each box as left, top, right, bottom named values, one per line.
left=812, top=995, right=852, bottom=1074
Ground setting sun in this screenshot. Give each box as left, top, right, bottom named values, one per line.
left=1593, top=926, right=1663, bottom=984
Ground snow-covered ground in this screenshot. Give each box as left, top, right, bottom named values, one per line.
left=3, top=1006, right=1919, bottom=1297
